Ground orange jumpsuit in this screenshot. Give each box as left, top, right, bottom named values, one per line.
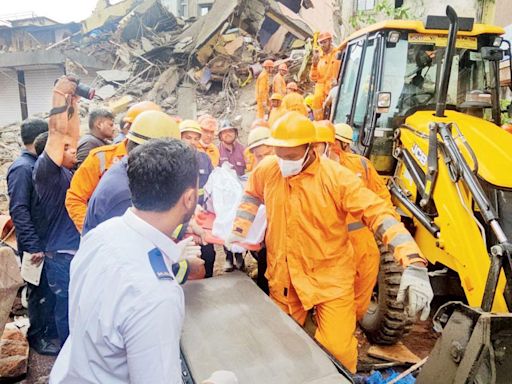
left=282, top=92, right=308, bottom=116
left=310, top=48, right=341, bottom=120
left=338, top=151, right=395, bottom=320
left=65, top=140, right=127, bottom=232
left=232, top=155, right=425, bottom=372
left=255, top=70, right=270, bottom=119
left=272, top=73, right=287, bottom=97
left=196, top=142, right=220, bottom=167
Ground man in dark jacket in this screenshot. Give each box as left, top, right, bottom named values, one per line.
left=7, top=118, right=59, bottom=355
left=75, top=108, right=115, bottom=168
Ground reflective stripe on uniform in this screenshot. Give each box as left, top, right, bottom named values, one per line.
left=241, top=194, right=262, bottom=206
left=375, top=217, right=399, bottom=239
left=172, top=224, right=183, bottom=239
left=388, top=233, right=414, bottom=254
left=236, top=210, right=256, bottom=222
left=174, top=260, right=188, bottom=284
left=198, top=188, right=204, bottom=196
left=348, top=222, right=365, bottom=232
left=96, top=151, right=106, bottom=174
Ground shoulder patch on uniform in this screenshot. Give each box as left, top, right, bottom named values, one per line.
left=148, top=248, right=173, bottom=280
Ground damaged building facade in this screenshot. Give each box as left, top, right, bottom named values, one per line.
left=0, top=15, right=109, bottom=125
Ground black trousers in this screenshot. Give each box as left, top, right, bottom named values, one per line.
left=201, top=243, right=216, bottom=278
left=251, top=248, right=269, bottom=295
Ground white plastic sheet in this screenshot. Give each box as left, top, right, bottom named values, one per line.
left=204, top=163, right=267, bottom=252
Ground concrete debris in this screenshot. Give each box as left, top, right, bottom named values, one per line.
left=0, top=0, right=332, bottom=150
left=0, top=247, right=24, bottom=337
left=116, top=0, right=178, bottom=42
left=96, top=85, right=117, bottom=100
left=177, top=84, right=198, bottom=120
left=0, top=324, right=30, bottom=380
left=97, top=70, right=132, bottom=83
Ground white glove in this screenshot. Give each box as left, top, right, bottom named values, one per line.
left=397, top=265, right=433, bottom=321
left=177, top=237, right=202, bottom=260
left=224, top=233, right=245, bottom=251
left=202, top=370, right=238, bottom=384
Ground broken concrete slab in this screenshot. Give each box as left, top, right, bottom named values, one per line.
left=97, top=69, right=132, bottom=82
left=177, top=84, right=197, bottom=120
left=367, top=342, right=422, bottom=365
left=147, top=66, right=181, bottom=102
left=174, top=0, right=239, bottom=58
left=0, top=324, right=29, bottom=380
left=96, top=84, right=117, bottom=100
left=117, top=0, right=178, bottom=42
left=224, top=36, right=245, bottom=56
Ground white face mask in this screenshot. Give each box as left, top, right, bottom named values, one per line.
left=278, top=145, right=310, bottom=177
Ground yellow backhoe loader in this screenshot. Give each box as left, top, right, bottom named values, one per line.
left=332, top=6, right=512, bottom=382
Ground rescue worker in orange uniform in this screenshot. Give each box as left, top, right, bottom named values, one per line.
left=197, top=114, right=220, bottom=167
left=227, top=112, right=433, bottom=372
left=310, top=32, right=341, bottom=120
left=272, top=63, right=288, bottom=97
left=255, top=60, right=274, bottom=119
left=247, top=126, right=274, bottom=167
left=65, top=101, right=161, bottom=232
left=268, top=93, right=286, bottom=126
left=282, top=83, right=308, bottom=117
left=244, top=120, right=270, bottom=173
left=318, top=122, right=396, bottom=320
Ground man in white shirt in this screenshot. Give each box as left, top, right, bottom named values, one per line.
left=50, top=138, right=205, bottom=383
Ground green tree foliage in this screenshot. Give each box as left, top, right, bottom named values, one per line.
left=349, top=0, right=425, bottom=29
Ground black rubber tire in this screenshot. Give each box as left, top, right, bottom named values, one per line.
left=359, top=247, right=413, bottom=345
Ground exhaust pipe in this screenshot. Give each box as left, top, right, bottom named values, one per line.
left=435, top=6, right=459, bottom=117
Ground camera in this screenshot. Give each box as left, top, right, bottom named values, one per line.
left=54, top=76, right=95, bottom=100
left=75, top=81, right=95, bottom=100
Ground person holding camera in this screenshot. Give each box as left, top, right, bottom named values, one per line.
left=32, top=76, right=81, bottom=345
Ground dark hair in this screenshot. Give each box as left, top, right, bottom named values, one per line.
left=126, top=140, right=139, bottom=154
left=20, top=118, right=48, bottom=145
left=89, top=108, right=114, bottom=130
left=34, top=132, right=49, bottom=156
left=128, top=139, right=198, bottom=212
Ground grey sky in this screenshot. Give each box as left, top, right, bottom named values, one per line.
left=0, top=0, right=123, bottom=23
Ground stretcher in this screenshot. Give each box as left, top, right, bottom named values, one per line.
left=180, top=272, right=353, bottom=383
left=194, top=211, right=261, bottom=251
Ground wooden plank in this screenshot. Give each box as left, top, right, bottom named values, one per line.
left=367, top=342, right=421, bottom=364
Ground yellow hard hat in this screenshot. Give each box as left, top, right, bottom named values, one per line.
left=314, top=120, right=335, bottom=144
left=179, top=119, right=202, bottom=135
left=127, top=110, right=180, bottom=145
left=247, top=126, right=271, bottom=150
left=334, top=123, right=353, bottom=144
left=267, top=111, right=317, bottom=148
left=270, top=93, right=283, bottom=101
left=304, top=94, right=314, bottom=108
left=123, top=101, right=161, bottom=123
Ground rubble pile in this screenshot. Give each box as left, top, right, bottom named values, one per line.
left=0, top=0, right=327, bottom=208
left=78, top=0, right=314, bottom=121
